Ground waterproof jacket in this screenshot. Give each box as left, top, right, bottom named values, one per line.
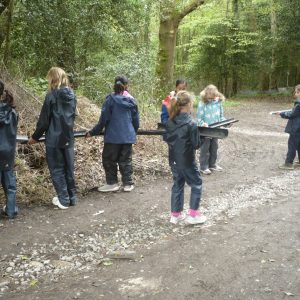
left=280, top=100, right=300, bottom=134
left=165, top=113, right=200, bottom=169
left=90, top=93, right=139, bottom=144
left=0, top=102, right=18, bottom=170
left=197, top=99, right=225, bottom=126
left=32, top=87, right=77, bottom=148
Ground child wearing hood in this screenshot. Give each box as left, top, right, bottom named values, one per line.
left=28, top=67, right=77, bottom=209
left=0, top=80, right=18, bottom=219
left=165, top=91, right=206, bottom=225
left=276, top=84, right=300, bottom=170
left=87, top=75, right=139, bottom=192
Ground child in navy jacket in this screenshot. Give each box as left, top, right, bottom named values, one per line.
left=276, top=84, right=300, bottom=169
left=0, top=80, right=18, bottom=219
left=87, top=76, right=139, bottom=192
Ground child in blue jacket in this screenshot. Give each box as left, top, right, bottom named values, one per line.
left=165, top=91, right=206, bottom=225
left=276, top=84, right=300, bottom=170
left=197, top=84, right=226, bottom=175
left=87, top=76, right=139, bottom=192
left=0, top=80, right=18, bottom=219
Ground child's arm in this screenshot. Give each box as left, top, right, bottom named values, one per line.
left=220, top=101, right=226, bottom=121
left=89, top=96, right=112, bottom=136
left=131, top=104, right=140, bottom=132
left=190, top=123, right=201, bottom=149
left=280, top=105, right=300, bottom=119
left=197, top=102, right=206, bottom=126
left=161, top=104, right=169, bottom=124
left=31, top=95, right=52, bottom=141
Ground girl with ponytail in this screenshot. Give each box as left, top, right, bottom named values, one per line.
left=165, top=91, right=206, bottom=225
left=87, top=75, right=139, bottom=192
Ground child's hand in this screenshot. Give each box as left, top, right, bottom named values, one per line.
left=28, top=137, right=37, bottom=145
left=203, top=123, right=208, bottom=127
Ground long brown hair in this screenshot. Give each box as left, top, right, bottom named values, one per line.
left=0, top=80, right=15, bottom=108
left=200, top=84, right=225, bottom=103
left=168, top=91, right=193, bottom=120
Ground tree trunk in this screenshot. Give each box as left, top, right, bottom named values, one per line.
left=269, top=0, right=277, bottom=90
left=3, top=0, right=14, bottom=65
left=155, top=0, right=205, bottom=100
left=231, top=0, right=239, bottom=96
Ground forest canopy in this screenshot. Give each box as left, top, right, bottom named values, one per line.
left=0, top=0, right=300, bottom=102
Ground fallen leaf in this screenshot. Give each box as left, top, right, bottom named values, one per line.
left=29, top=279, right=39, bottom=287
left=283, top=291, right=294, bottom=296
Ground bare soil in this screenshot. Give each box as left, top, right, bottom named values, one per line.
left=0, top=99, right=299, bottom=300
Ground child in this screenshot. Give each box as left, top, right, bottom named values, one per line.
left=0, top=80, right=18, bottom=219
left=165, top=91, right=206, bottom=225
left=28, top=67, right=77, bottom=209
left=276, top=84, right=300, bottom=170
left=197, top=84, right=226, bottom=175
left=87, top=75, right=139, bottom=192
left=161, top=79, right=187, bottom=125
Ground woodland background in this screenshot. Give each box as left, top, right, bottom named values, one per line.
left=1, top=0, right=300, bottom=104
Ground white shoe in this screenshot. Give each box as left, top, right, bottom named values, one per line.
left=170, top=212, right=186, bottom=224
left=123, top=185, right=134, bottom=192
left=52, top=197, right=68, bottom=210
left=185, top=214, right=207, bottom=225
left=210, top=165, right=223, bottom=172
left=98, top=184, right=119, bottom=192
left=200, top=169, right=212, bottom=175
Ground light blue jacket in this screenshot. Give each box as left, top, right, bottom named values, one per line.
left=197, top=99, right=225, bottom=126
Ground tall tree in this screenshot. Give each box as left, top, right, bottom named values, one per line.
left=3, top=0, right=14, bottom=65
left=156, top=0, right=205, bottom=97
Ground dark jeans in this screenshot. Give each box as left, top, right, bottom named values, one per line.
left=170, top=161, right=202, bottom=213
left=286, top=134, right=300, bottom=164
left=200, top=137, right=218, bottom=170
left=46, top=146, right=77, bottom=207
left=0, top=169, right=17, bottom=218
left=102, top=143, right=133, bottom=185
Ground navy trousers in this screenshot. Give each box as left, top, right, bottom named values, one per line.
left=0, top=169, right=17, bottom=218
left=46, top=146, right=77, bottom=206
left=170, top=161, right=202, bottom=213
left=285, top=134, right=300, bottom=164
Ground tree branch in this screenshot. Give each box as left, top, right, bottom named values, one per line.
left=0, top=0, right=10, bottom=15
left=175, top=0, right=205, bottom=24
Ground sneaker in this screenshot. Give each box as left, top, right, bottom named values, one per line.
left=52, top=197, right=68, bottom=210
left=293, top=161, right=300, bottom=168
left=170, top=212, right=186, bottom=224
left=210, top=165, right=223, bottom=172
left=200, top=169, right=212, bottom=175
left=185, top=213, right=207, bottom=225
left=98, top=184, right=119, bottom=192
left=278, top=163, right=294, bottom=170
left=123, top=185, right=134, bottom=192
left=2, top=205, right=18, bottom=219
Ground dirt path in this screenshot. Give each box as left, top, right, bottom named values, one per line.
left=0, top=100, right=299, bottom=300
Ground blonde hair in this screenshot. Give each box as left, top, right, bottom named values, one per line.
left=294, top=84, right=300, bottom=93
left=47, top=67, right=69, bottom=91
left=200, top=84, right=225, bottom=103
left=168, top=91, right=193, bottom=120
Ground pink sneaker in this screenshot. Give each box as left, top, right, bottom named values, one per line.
left=170, top=212, right=186, bottom=224
left=185, top=211, right=206, bottom=225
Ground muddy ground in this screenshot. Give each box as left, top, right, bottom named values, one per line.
left=0, top=99, right=299, bottom=300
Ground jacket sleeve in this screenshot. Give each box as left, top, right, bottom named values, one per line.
left=132, top=104, right=140, bottom=132
left=190, top=123, right=200, bottom=150
left=280, top=105, right=300, bottom=119
left=161, top=104, right=169, bottom=124
left=32, top=94, right=52, bottom=141
left=89, top=96, right=112, bottom=136
left=220, top=101, right=226, bottom=121
left=197, top=102, right=205, bottom=126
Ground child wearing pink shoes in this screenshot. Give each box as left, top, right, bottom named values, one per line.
left=165, top=91, right=207, bottom=225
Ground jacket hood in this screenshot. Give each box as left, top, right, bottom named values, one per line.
left=166, top=113, right=192, bottom=133
left=111, top=93, right=136, bottom=109
left=0, top=102, right=13, bottom=125
left=56, top=86, right=75, bottom=103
